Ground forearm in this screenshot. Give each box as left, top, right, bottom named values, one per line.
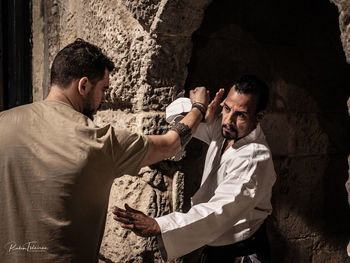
left=142, top=107, right=203, bottom=166
left=178, top=107, right=203, bottom=134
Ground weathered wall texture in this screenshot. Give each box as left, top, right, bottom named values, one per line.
left=31, top=0, right=350, bottom=262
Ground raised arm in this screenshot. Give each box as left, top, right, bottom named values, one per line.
left=141, top=87, right=209, bottom=167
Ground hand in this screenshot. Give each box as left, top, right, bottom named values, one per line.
left=190, top=87, right=210, bottom=108
left=205, top=88, right=225, bottom=124
left=112, top=204, right=161, bottom=237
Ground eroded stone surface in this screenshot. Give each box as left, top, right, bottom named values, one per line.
left=331, top=0, right=350, bottom=64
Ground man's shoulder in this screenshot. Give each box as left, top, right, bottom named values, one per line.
left=240, top=140, right=271, bottom=157
left=0, top=102, right=38, bottom=119
left=226, top=140, right=272, bottom=168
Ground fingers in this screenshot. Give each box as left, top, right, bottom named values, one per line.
left=120, top=223, right=135, bottom=230
left=207, top=89, right=224, bottom=111
left=113, top=214, right=131, bottom=224
left=125, top=204, right=140, bottom=213
left=212, top=88, right=225, bottom=104
left=113, top=205, right=135, bottom=224
left=112, top=206, right=126, bottom=214
left=113, top=210, right=130, bottom=223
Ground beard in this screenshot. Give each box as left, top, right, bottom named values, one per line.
left=221, top=124, right=238, bottom=141
left=82, top=106, right=95, bottom=120
left=82, top=91, right=98, bottom=120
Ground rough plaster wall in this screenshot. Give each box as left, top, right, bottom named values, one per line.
left=40, top=0, right=211, bottom=262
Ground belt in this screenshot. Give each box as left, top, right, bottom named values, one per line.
left=201, top=221, right=270, bottom=260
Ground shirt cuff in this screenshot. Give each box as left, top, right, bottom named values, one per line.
left=155, top=216, right=172, bottom=261
left=165, top=98, right=192, bottom=123
left=156, top=234, right=168, bottom=262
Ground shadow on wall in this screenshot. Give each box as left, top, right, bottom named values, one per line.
left=183, top=0, right=350, bottom=262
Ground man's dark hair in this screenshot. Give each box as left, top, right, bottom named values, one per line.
left=50, top=38, right=115, bottom=87
left=234, top=75, right=269, bottom=113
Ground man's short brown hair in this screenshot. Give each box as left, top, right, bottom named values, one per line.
left=50, top=38, right=115, bottom=88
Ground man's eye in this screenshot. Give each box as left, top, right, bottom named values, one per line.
left=237, top=112, right=246, bottom=119
left=224, top=105, right=230, bottom=111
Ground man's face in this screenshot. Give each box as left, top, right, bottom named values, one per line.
left=221, top=86, right=259, bottom=141
left=83, top=69, right=109, bottom=119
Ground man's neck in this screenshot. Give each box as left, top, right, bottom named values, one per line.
left=45, top=85, right=82, bottom=113
left=221, top=139, right=234, bottom=155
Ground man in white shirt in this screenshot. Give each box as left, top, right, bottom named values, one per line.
left=113, top=75, right=277, bottom=263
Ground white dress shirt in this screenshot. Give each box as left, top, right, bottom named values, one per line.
left=156, top=98, right=277, bottom=261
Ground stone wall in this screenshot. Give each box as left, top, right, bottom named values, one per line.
left=31, top=0, right=350, bottom=262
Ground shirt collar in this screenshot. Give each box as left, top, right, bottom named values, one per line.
left=231, top=123, right=263, bottom=149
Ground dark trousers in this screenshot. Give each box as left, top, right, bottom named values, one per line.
left=199, top=222, right=270, bottom=263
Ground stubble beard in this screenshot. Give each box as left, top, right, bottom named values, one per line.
left=82, top=91, right=96, bottom=120
left=221, top=124, right=238, bottom=141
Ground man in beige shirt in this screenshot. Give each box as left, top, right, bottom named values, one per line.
left=0, top=38, right=209, bottom=263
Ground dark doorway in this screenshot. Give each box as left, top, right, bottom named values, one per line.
left=0, top=0, right=32, bottom=111
left=183, top=0, right=350, bottom=262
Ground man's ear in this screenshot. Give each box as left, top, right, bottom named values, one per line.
left=256, top=111, right=265, bottom=122
left=77, top=77, right=91, bottom=96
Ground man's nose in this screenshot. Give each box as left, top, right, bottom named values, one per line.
left=228, top=112, right=237, bottom=123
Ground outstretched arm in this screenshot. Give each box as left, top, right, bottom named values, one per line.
left=141, top=87, right=209, bottom=166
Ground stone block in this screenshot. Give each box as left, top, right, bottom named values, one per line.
left=94, top=109, right=138, bottom=131
left=262, top=112, right=331, bottom=156
left=287, top=112, right=330, bottom=156
left=271, top=156, right=329, bottom=239
left=137, top=113, right=169, bottom=135
left=330, top=0, right=350, bottom=63
left=145, top=37, right=193, bottom=91
left=271, top=153, right=350, bottom=256
left=121, top=0, right=162, bottom=31
left=100, top=174, right=172, bottom=263
left=150, top=0, right=211, bottom=37
left=77, top=0, right=158, bottom=112
left=141, top=86, right=176, bottom=112
left=172, top=171, right=184, bottom=212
